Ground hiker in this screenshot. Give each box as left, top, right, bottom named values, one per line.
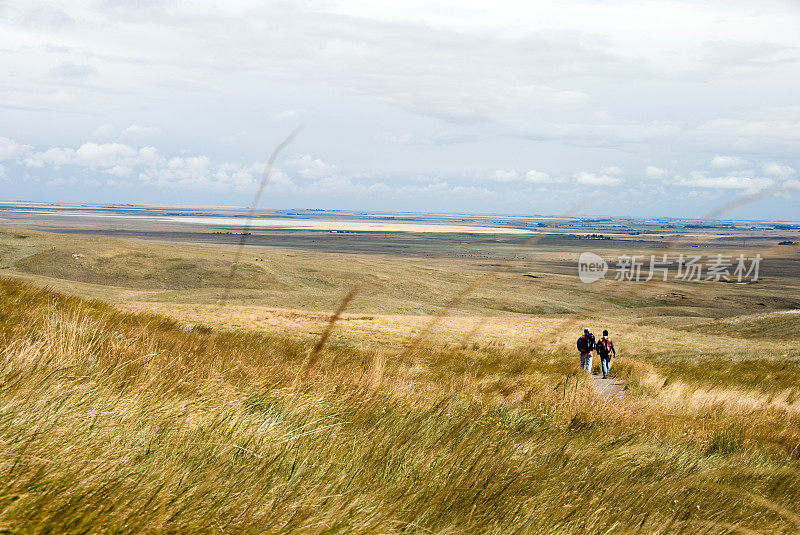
left=576, top=328, right=596, bottom=373
left=596, top=329, right=616, bottom=379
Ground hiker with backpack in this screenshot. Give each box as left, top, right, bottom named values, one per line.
left=576, top=328, right=596, bottom=372
left=596, top=329, right=616, bottom=379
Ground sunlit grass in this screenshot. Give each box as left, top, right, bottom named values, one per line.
left=2, top=278, right=800, bottom=533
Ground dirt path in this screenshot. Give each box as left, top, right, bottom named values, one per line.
left=592, top=375, right=626, bottom=399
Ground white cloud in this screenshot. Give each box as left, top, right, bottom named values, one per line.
left=525, top=170, right=552, bottom=184
left=672, top=172, right=773, bottom=190
left=4, top=129, right=797, bottom=217
left=696, top=120, right=800, bottom=151
left=24, top=142, right=163, bottom=170
left=139, top=155, right=222, bottom=188
left=167, top=155, right=210, bottom=173
left=380, top=130, right=487, bottom=146
left=230, top=169, right=255, bottom=186
left=2, top=0, right=800, bottom=216
left=645, top=165, right=669, bottom=179
left=711, top=155, right=747, bottom=168
left=137, top=146, right=163, bottom=167
left=123, top=124, right=163, bottom=137
left=512, top=119, right=682, bottom=148
left=286, top=154, right=338, bottom=180
left=106, top=165, right=133, bottom=177
left=48, top=61, right=97, bottom=79
left=47, top=90, right=78, bottom=107
left=274, top=110, right=300, bottom=120
left=487, top=169, right=557, bottom=185
left=489, top=169, right=519, bottom=182
left=0, top=164, right=5, bottom=178
left=575, top=172, right=622, bottom=186
left=600, top=166, right=622, bottom=176
left=268, top=168, right=293, bottom=187
left=47, top=177, right=77, bottom=187
left=92, top=124, right=115, bottom=137
left=23, top=147, right=71, bottom=168
left=313, top=175, right=354, bottom=190
left=514, top=85, right=590, bottom=107
left=0, top=137, right=32, bottom=161
left=9, top=137, right=283, bottom=190
left=377, top=82, right=593, bottom=125
left=763, top=162, right=795, bottom=178
left=75, top=143, right=139, bottom=168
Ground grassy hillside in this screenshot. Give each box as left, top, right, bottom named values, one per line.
left=2, top=277, right=800, bottom=533
left=4, top=228, right=799, bottom=319
left=687, top=310, right=800, bottom=339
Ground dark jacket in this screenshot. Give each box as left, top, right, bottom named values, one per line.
left=577, top=333, right=595, bottom=352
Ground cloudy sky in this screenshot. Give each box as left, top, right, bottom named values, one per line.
left=1, top=0, right=799, bottom=219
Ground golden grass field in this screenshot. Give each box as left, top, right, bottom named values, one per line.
left=1, top=216, right=800, bottom=533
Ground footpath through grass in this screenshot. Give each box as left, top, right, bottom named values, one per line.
left=1, top=278, right=800, bottom=533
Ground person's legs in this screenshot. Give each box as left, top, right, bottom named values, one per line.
left=601, top=356, right=610, bottom=378
left=580, top=352, right=593, bottom=372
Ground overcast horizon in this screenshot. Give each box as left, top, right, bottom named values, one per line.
left=2, top=0, right=800, bottom=220
left=4, top=199, right=800, bottom=225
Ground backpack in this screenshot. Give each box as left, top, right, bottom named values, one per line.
left=597, top=338, right=613, bottom=357
left=578, top=334, right=595, bottom=352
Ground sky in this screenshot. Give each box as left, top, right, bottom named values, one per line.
left=1, top=0, right=800, bottom=219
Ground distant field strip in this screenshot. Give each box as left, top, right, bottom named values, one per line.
left=162, top=216, right=536, bottom=233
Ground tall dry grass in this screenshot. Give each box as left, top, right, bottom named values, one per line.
left=1, top=278, right=800, bottom=533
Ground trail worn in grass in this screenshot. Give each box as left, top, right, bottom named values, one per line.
left=592, top=375, right=626, bottom=398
